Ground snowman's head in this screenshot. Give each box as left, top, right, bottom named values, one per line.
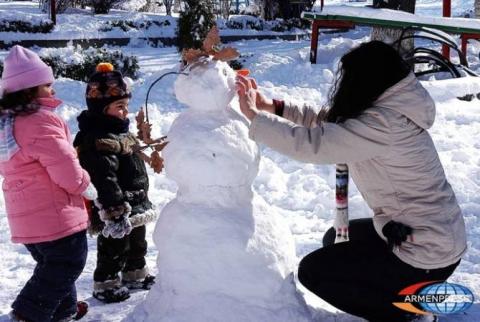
left=174, top=59, right=237, bottom=111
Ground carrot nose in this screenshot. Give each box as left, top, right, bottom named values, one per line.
left=236, top=69, right=250, bottom=77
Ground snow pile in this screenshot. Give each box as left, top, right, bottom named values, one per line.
left=116, top=0, right=148, bottom=12
left=0, top=8, right=51, bottom=26
left=422, top=76, right=480, bottom=101
left=130, top=59, right=311, bottom=322
left=0, top=2, right=177, bottom=41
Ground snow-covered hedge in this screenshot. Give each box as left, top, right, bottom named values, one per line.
left=0, top=19, right=54, bottom=33
left=225, top=15, right=264, bottom=31
left=221, top=15, right=310, bottom=32
left=99, top=19, right=171, bottom=32
left=269, top=18, right=311, bottom=32
left=0, top=46, right=139, bottom=82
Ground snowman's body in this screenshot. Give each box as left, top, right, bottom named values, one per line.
left=133, top=60, right=311, bottom=322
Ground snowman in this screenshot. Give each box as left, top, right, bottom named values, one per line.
left=132, top=28, right=311, bottom=322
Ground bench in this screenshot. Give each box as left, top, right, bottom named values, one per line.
left=301, top=5, right=480, bottom=64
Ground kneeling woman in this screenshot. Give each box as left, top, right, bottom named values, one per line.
left=236, top=41, right=466, bottom=322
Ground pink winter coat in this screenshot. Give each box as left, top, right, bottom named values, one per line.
left=0, top=98, right=90, bottom=244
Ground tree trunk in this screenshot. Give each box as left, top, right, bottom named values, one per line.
left=173, top=0, right=182, bottom=12
left=278, top=0, right=292, bottom=19
left=40, top=0, right=72, bottom=14
left=140, top=0, right=156, bottom=12
left=475, top=0, right=480, bottom=18
left=259, top=0, right=277, bottom=20
left=164, top=0, right=173, bottom=15
left=218, top=0, right=231, bottom=19
left=371, top=0, right=416, bottom=56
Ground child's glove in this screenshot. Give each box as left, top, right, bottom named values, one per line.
left=82, top=183, right=98, bottom=201
left=97, top=201, right=132, bottom=222
left=102, top=216, right=133, bottom=239
left=382, top=220, right=413, bottom=251
left=96, top=201, right=133, bottom=239
left=129, top=208, right=158, bottom=228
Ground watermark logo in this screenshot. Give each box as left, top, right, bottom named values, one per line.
left=393, top=281, right=474, bottom=315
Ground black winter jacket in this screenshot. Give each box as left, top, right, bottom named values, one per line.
left=74, top=111, right=152, bottom=228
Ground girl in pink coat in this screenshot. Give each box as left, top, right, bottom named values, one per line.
left=0, top=45, right=97, bottom=322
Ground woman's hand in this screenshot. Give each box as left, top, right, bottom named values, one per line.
left=236, top=76, right=275, bottom=120
left=236, top=75, right=259, bottom=121
left=247, top=77, right=275, bottom=113
left=382, top=220, right=413, bottom=251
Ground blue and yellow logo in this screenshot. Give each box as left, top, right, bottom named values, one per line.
left=393, top=281, right=474, bottom=315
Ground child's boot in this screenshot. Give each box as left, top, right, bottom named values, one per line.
left=122, top=267, right=156, bottom=290
left=72, top=301, right=89, bottom=320
left=56, top=301, right=89, bottom=321
left=93, top=278, right=130, bottom=303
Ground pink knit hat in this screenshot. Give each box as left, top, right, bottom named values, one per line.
left=1, top=45, right=54, bottom=94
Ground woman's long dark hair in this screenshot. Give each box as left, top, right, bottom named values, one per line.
left=0, top=86, right=40, bottom=116
left=323, top=41, right=411, bottom=123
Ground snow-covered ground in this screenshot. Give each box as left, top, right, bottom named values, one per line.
left=0, top=31, right=479, bottom=321
left=0, top=0, right=475, bottom=43
left=0, top=1, right=479, bottom=321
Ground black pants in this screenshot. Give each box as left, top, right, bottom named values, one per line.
left=298, top=219, right=459, bottom=322
left=94, top=225, right=147, bottom=282
left=12, top=230, right=88, bottom=322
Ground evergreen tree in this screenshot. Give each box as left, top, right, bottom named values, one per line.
left=176, top=0, right=216, bottom=52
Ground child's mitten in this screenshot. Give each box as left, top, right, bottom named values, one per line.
left=97, top=201, right=132, bottom=222
left=95, top=201, right=133, bottom=238
left=102, top=216, right=133, bottom=239
left=82, top=183, right=98, bottom=201
left=129, top=208, right=158, bottom=228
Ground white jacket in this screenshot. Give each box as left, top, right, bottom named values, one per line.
left=249, top=73, right=466, bottom=269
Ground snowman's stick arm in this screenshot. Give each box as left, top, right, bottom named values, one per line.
left=145, top=71, right=189, bottom=122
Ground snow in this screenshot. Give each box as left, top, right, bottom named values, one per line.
left=117, top=0, right=149, bottom=12
left=0, top=0, right=479, bottom=321
left=0, top=1, right=305, bottom=43
left=0, top=2, right=177, bottom=41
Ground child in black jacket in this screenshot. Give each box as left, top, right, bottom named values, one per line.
left=74, top=63, right=156, bottom=303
